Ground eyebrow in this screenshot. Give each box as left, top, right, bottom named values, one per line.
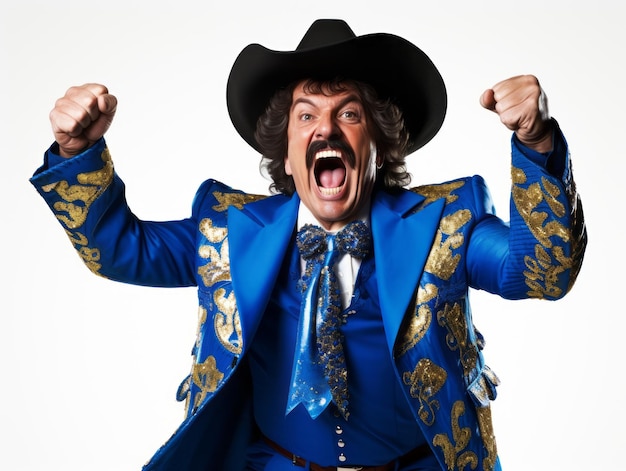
left=292, top=93, right=363, bottom=111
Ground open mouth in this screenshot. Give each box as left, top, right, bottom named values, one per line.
left=314, top=149, right=346, bottom=196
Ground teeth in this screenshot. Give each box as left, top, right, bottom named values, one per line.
left=315, top=149, right=342, bottom=159
left=314, top=149, right=344, bottom=195
left=319, top=186, right=342, bottom=196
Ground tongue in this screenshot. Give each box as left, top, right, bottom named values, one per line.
left=319, top=168, right=345, bottom=188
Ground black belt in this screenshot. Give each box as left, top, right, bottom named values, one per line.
left=264, top=437, right=431, bottom=471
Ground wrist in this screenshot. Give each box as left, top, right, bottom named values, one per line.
left=516, top=119, right=554, bottom=153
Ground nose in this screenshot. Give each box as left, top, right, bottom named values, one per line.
left=315, top=113, right=341, bottom=141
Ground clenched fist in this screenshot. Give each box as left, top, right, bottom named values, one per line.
left=50, top=83, right=117, bottom=158
left=480, top=75, right=553, bottom=153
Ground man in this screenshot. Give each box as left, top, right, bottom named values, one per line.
left=31, top=19, right=586, bottom=471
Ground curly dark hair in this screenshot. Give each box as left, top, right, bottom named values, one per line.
left=254, top=78, right=411, bottom=195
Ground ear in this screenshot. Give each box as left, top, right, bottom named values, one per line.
left=284, top=155, right=293, bottom=175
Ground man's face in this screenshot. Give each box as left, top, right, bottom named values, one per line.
left=285, top=81, right=379, bottom=232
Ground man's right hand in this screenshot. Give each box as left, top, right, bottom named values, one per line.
left=50, top=83, right=117, bottom=158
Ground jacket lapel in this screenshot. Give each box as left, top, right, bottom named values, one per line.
left=371, top=189, right=445, bottom=354
left=227, top=193, right=300, bottom=347
left=228, top=188, right=445, bottom=357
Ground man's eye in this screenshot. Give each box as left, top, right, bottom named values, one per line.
left=300, top=113, right=312, bottom=121
left=342, top=110, right=358, bottom=119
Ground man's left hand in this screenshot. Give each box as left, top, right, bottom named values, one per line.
left=480, top=75, right=553, bottom=153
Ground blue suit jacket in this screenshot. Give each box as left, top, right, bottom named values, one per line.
left=31, top=129, right=586, bottom=471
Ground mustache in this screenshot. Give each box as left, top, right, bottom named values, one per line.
left=305, top=140, right=356, bottom=169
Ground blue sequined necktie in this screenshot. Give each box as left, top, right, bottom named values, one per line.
left=286, top=220, right=371, bottom=420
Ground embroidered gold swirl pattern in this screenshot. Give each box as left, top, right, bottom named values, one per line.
left=186, top=190, right=265, bottom=415
left=402, top=358, right=447, bottom=426
left=437, top=302, right=478, bottom=375
left=412, top=180, right=464, bottom=206
left=433, top=401, right=479, bottom=471
left=41, top=148, right=113, bottom=229
left=213, top=288, right=242, bottom=354
left=425, top=210, right=471, bottom=281
left=197, top=218, right=231, bottom=287
left=190, top=355, right=224, bottom=411
left=197, top=217, right=243, bottom=355
left=477, top=406, right=498, bottom=471
left=211, top=191, right=265, bottom=212
left=40, top=148, right=114, bottom=275
left=396, top=186, right=470, bottom=357
left=396, top=283, right=437, bottom=356
left=512, top=168, right=575, bottom=299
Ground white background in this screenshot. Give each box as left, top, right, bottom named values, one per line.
left=1, top=1, right=622, bottom=470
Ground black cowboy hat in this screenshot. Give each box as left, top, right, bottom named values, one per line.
left=226, top=19, right=447, bottom=156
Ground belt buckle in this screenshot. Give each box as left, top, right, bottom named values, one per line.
left=337, top=468, right=363, bottom=471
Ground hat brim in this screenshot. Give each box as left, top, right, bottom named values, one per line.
left=226, top=32, right=447, bottom=156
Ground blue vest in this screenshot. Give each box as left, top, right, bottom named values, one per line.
left=247, top=239, right=432, bottom=467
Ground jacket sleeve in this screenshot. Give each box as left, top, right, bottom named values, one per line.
left=30, top=138, right=202, bottom=288
left=466, top=119, right=587, bottom=300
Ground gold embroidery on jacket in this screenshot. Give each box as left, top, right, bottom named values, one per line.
left=425, top=210, right=471, bottom=281
left=199, top=217, right=228, bottom=243
left=213, top=288, right=242, bottom=354
left=433, top=400, right=478, bottom=470
left=196, top=207, right=243, bottom=359
left=437, top=302, right=478, bottom=375
left=190, top=355, right=224, bottom=411
left=41, top=148, right=114, bottom=229
left=181, top=306, right=209, bottom=415
left=396, top=283, right=437, bottom=356
left=403, top=358, right=447, bottom=426
left=76, top=239, right=103, bottom=275
left=40, top=148, right=114, bottom=276
left=512, top=168, right=574, bottom=298
left=412, top=180, right=464, bottom=206
left=198, top=218, right=231, bottom=287
left=477, top=406, right=498, bottom=471
left=212, top=191, right=264, bottom=212
left=512, top=171, right=568, bottom=246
